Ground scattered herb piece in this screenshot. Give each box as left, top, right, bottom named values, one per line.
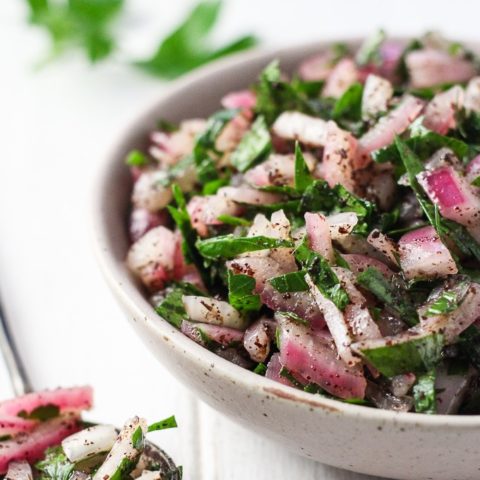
left=148, top=416, right=178, bottom=432
left=227, top=271, right=261, bottom=313
left=413, top=371, right=437, bottom=414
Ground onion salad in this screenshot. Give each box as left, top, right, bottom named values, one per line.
left=125, top=31, right=480, bottom=414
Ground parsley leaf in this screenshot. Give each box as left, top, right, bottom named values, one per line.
left=148, top=415, right=178, bottom=432
left=125, top=149, right=148, bottom=167
left=357, top=267, right=419, bottom=325
left=413, top=371, right=437, bottom=414
left=227, top=271, right=261, bottom=313
left=131, top=426, right=145, bottom=450
left=154, top=283, right=205, bottom=328
left=425, top=291, right=459, bottom=316
left=135, top=0, right=258, bottom=79
left=18, top=404, right=60, bottom=421
left=472, top=175, right=480, bottom=187
left=269, top=270, right=309, bottom=293
left=230, top=115, right=271, bottom=172
left=294, top=142, right=314, bottom=193
left=331, top=82, right=363, bottom=123
left=36, top=446, right=75, bottom=480
left=196, top=234, right=293, bottom=260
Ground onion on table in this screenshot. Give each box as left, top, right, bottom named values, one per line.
left=125, top=31, right=480, bottom=415
left=0, top=387, right=180, bottom=479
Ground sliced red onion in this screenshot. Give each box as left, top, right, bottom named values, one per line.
left=5, top=460, right=33, bottom=480
left=129, top=208, right=168, bottom=243
left=333, top=267, right=382, bottom=342
left=305, top=212, right=334, bottom=263
left=182, top=296, right=247, bottom=330
left=217, top=186, right=281, bottom=205
left=378, top=41, right=405, bottom=81
left=265, top=353, right=297, bottom=387
left=327, top=212, right=358, bottom=239
left=465, top=77, right=480, bottom=113
left=187, top=196, right=209, bottom=237
left=126, top=226, right=177, bottom=290
left=92, top=417, right=147, bottom=480
left=298, top=51, right=335, bottom=81
left=423, top=85, right=464, bottom=135
left=362, top=74, right=393, bottom=120
left=132, top=171, right=173, bottom=213
left=367, top=229, right=399, bottom=267
left=62, top=424, right=118, bottom=463
left=323, top=58, right=359, bottom=98
left=243, top=318, right=276, bottom=362
left=0, top=387, right=92, bottom=418
left=248, top=210, right=292, bottom=241
left=0, top=417, right=37, bottom=438
left=357, top=95, right=425, bottom=168
left=305, top=274, right=358, bottom=366
left=398, top=226, right=458, bottom=280
left=278, top=317, right=366, bottom=399
left=341, top=253, right=395, bottom=279
left=181, top=320, right=244, bottom=347
left=220, top=90, right=256, bottom=110
left=321, top=121, right=358, bottom=192
left=406, top=48, right=476, bottom=88
left=367, top=170, right=397, bottom=211
left=418, top=165, right=480, bottom=233
left=272, top=111, right=328, bottom=147
left=0, top=415, right=81, bottom=474
left=419, top=283, right=480, bottom=343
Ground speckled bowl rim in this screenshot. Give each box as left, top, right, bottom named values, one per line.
left=91, top=37, right=480, bottom=429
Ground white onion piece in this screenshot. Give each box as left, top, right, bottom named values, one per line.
left=321, top=121, right=358, bottom=192
left=62, top=424, right=118, bottom=463
left=182, top=296, right=247, bottom=330
left=362, top=74, right=393, bottom=120
left=333, top=267, right=382, bottom=342
left=305, top=274, right=359, bottom=366
left=367, top=229, right=399, bottom=267
left=465, top=77, right=480, bottom=113
left=305, top=212, right=334, bottom=263
left=126, top=226, right=177, bottom=290
left=220, top=90, right=256, bottom=110
left=398, top=226, right=457, bottom=280
left=5, top=461, right=33, bottom=480
left=136, top=471, right=162, bottom=480
left=423, top=85, right=464, bottom=135
left=132, top=171, right=172, bottom=213
left=217, top=186, right=280, bottom=205
left=243, top=318, right=276, bottom=362
left=272, top=111, right=327, bottom=147
left=357, top=95, right=425, bottom=168
left=390, top=373, right=416, bottom=397
left=323, top=58, right=358, bottom=98
left=327, top=212, right=358, bottom=239
left=93, top=417, right=147, bottom=480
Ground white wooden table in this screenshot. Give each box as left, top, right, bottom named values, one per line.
left=1, top=1, right=476, bottom=478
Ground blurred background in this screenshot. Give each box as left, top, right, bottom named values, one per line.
left=1, top=1, right=479, bottom=478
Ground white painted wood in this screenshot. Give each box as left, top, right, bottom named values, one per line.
left=2, top=0, right=474, bottom=478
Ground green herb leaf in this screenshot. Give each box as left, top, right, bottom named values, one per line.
left=227, top=271, right=261, bottom=313
left=216, top=214, right=251, bottom=226
left=413, top=371, right=437, bottom=414
left=357, top=267, right=419, bottom=325
left=148, top=415, right=178, bottom=432
left=131, top=426, right=145, bottom=450
left=154, top=283, right=205, bottom=328
left=277, top=311, right=309, bottom=326
left=135, top=0, right=257, bottom=79
left=294, top=142, right=314, bottom=193
left=36, top=446, right=75, bottom=480
left=18, top=404, right=60, bottom=421
left=425, top=291, right=458, bottom=316
left=294, top=240, right=349, bottom=310
left=125, top=149, right=148, bottom=167
left=355, top=332, right=444, bottom=377
left=269, top=270, right=309, bottom=293
left=230, top=116, right=271, bottom=172
left=253, top=363, right=267, bottom=375
left=332, top=83, right=363, bottom=122
left=196, top=234, right=293, bottom=260
left=472, top=176, right=480, bottom=187
left=355, top=29, right=386, bottom=66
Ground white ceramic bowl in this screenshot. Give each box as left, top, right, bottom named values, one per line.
left=92, top=40, right=480, bottom=480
